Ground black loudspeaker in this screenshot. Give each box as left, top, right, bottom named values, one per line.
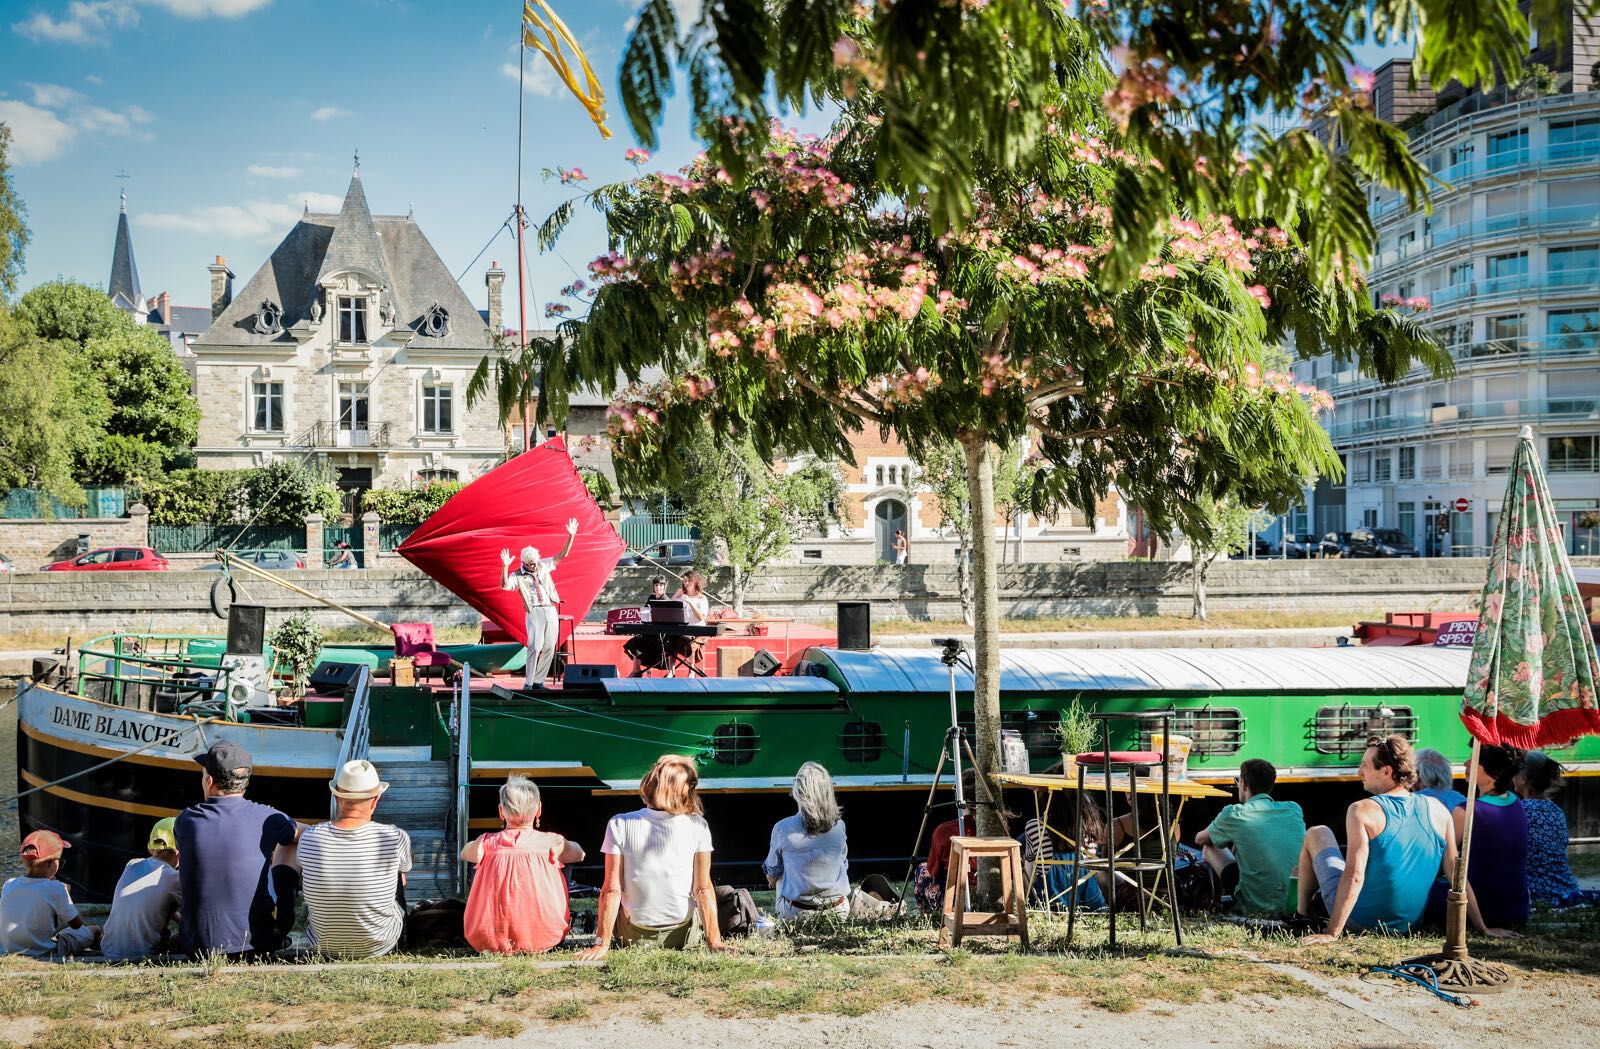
left=837, top=600, right=871, bottom=651
left=308, top=660, right=363, bottom=695
left=227, top=604, right=267, bottom=655
left=563, top=663, right=619, bottom=686
left=750, top=649, right=782, bottom=677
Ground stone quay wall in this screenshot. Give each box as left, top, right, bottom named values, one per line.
left=0, top=505, right=151, bottom=568
left=6, top=557, right=1589, bottom=640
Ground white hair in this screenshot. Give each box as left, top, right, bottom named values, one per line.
left=500, top=775, right=541, bottom=821
left=792, top=761, right=840, bottom=836
left=520, top=546, right=540, bottom=564
left=1414, top=748, right=1454, bottom=793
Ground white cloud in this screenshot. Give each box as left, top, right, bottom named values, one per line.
left=12, top=1, right=138, bottom=44
left=247, top=163, right=302, bottom=179
left=0, top=100, right=75, bottom=163
left=143, top=0, right=271, bottom=16
left=309, top=105, right=350, bottom=121
left=0, top=89, right=153, bottom=163
left=501, top=60, right=559, bottom=98
left=143, top=190, right=338, bottom=239
left=84, top=73, right=103, bottom=85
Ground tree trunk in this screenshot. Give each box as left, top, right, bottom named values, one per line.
left=955, top=525, right=974, bottom=627
left=1192, top=554, right=1209, bottom=621
left=959, top=430, right=1003, bottom=847
left=731, top=562, right=745, bottom=617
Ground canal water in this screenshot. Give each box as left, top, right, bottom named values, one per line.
left=2, top=686, right=19, bottom=881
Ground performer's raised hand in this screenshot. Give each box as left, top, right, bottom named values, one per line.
left=566, top=517, right=578, bottom=536
left=500, top=548, right=513, bottom=569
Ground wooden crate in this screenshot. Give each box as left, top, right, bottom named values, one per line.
left=717, top=645, right=756, bottom=677
left=389, top=656, right=415, bottom=687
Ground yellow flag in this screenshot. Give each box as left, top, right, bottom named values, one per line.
left=523, top=0, right=611, bottom=139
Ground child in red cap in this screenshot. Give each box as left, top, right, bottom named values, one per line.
left=1, top=831, right=100, bottom=958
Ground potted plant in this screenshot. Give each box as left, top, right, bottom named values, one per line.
left=745, top=608, right=769, bottom=637
left=1055, top=697, right=1097, bottom=772
left=269, top=612, right=325, bottom=702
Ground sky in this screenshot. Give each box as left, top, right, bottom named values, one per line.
left=2, top=1, right=1406, bottom=329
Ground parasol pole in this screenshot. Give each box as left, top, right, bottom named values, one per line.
left=1441, top=735, right=1482, bottom=962
left=215, top=550, right=392, bottom=634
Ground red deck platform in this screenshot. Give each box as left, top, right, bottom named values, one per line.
left=480, top=617, right=837, bottom=680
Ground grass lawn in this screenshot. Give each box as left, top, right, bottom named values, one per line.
left=2, top=906, right=1594, bottom=1049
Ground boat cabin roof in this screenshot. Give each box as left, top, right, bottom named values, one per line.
left=810, top=645, right=1472, bottom=696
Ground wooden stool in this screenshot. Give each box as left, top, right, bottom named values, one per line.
left=940, top=836, right=1030, bottom=950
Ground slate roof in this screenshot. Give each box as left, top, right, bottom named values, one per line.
left=152, top=304, right=213, bottom=335
left=195, top=172, right=493, bottom=352
left=109, top=199, right=142, bottom=311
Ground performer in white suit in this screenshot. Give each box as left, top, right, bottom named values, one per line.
left=500, top=518, right=577, bottom=689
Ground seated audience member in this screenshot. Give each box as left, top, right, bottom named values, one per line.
left=295, top=760, right=413, bottom=958
left=1197, top=759, right=1306, bottom=916
left=578, top=755, right=731, bottom=957
left=175, top=740, right=304, bottom=958
left=1297, top=735, right=1510, bottom=942
left=1517, top=751, right=1600, bottom=907
left=1109, top=792, right=1182, bottom=911
left=1415, top=748, right=1467, bottom=812
left=101, top=818, right=182, bottom=961
left=462, top=775, right=584, bottom=953
left=1018, top=764, right=1106, bottom=911
left=1451, top=745, right=1529, bottom=929
left=764, top=762, right=850, bottom=919
left=1, top=831, right=98, bottom=958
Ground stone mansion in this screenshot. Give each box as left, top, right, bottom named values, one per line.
left=190, top=165, right=509, bottom=510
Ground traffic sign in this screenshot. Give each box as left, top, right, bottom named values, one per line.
left=1453, top=497, right=1470, bottom=513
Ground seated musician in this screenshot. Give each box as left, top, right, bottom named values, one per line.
left=624, top=577, right=678, bottom=676
left=673, top=570, right=712, bottom=669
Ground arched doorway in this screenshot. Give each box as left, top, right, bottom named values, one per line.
left=874, top=499, right=907, bottom=563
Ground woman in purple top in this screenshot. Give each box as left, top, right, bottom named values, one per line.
left=1454, top=744, right=1529, bottom=929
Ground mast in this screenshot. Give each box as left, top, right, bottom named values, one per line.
left=516, top=15, right=533, bottom=452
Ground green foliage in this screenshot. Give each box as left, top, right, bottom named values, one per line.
left=16, top=278, right=128, bottom=346
left=142, top=468, right=250, bottom=525
left=240, top=459, right=342, bottom=525
left=0, top=124, right=27, bottom=302
left=82, top=325, right=201, bottom=464
left=1512, top=62, right=1559, bottom=99
left=360, top=481, right=466, bottom=524
left=578, top=467, right=616, bottom=508
left=78, top=434, right=166, bottom=489
left=1055, top=698, right=1097, bottom=757
left=0, top=305, right=107, bottom=505
left=268, top=613, right=325, bottom=697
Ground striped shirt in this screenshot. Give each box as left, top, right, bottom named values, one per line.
left=296, top=821, right=412, bottom=958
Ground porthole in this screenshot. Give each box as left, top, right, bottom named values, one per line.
left=711, top=721, right=758, bottom=766
left=839, top=720, right=885, bottom=763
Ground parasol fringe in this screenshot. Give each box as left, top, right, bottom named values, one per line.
left=1458, top=703, right=1600, bottom=750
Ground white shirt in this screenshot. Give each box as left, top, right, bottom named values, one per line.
left=679, top=593, right=709, bottom=623
left=504, top=559, right=559, bottom=609
left=0, top=876, right=78, bottom=959
left=601, top=808, right=713, bottom=927
left=296, top=821, right=413, bottom=958
left=101, top=857, right=181, bottom=960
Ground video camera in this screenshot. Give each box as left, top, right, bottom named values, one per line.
left=932, top=636, right=967, bottom=666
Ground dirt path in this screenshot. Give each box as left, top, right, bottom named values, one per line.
left=435, top=971, right=1600, bottom=1049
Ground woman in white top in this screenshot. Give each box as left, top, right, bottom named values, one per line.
left=577, top=754, right=732, bottom=957
left=672, top=571, right=711, bottom=672
left=764, top=762, right=850, bottom=920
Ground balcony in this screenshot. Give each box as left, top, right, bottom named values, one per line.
left=1325, top=397, right=1600, bottom=444
left=1549, top=457, right=1600, bottom=474
left=1410, top=266, right=1600, bottom=312
left=297, top=421, right=394, bottom=449
left=1370, top=204, right=1600, bottom=273
left=1321, top=333, right=1600, bottom=395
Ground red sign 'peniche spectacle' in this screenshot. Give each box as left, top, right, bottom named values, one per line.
left=397, top=437, right=625, bottom=647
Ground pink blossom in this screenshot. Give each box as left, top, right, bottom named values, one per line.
left=1246, top=284, right=1272, bottom=309
left=624, top=148, right=651, bottom=164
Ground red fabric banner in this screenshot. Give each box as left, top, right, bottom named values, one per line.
left=397, top=437, right=624, bottom=646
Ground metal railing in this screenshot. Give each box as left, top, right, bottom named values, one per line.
left=454, top=664, right=472, bottom=895
left=1421, top=266, right=1600, bottom=310
left=1370, top=205, right=1600, bottom=272
left=1321, top=334, right=1599, bottom=394
left=1326, top=397, right=1600, bottom=443
left=331, top=666, right=373, bottom=820
left=298, top=421, right=394, bottom=449
left=151, top=523, right=305, bottom=554
left=618, top=511, right=696, bottom=551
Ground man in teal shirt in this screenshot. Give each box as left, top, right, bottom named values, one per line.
left=1197, top=759, right=1305, bottom=916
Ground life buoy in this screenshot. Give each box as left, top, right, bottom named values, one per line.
left=209, top=575, right=237, bottom=620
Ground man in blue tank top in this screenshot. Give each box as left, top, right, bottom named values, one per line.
left=1296, top=734, right=1505, bottom=943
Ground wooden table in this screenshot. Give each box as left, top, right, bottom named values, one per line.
left=994, top=772, right=1230, bottom=912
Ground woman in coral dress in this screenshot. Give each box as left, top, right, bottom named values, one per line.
left=461, top=776, right=584, bottom=953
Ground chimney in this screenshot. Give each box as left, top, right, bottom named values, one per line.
left=156, top=290, right=171, bottom=324
left=208, top=255, right=234, bottom=320
left=485, top=260, right=504, bottom=336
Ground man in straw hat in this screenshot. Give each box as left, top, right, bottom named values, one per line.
left=101, top=817, right=183, bottom=961
left=500, top=516, right=578, bottom=689
left=175, top=740, right=305, bottom=958
left=1, top=830, right=98, bottom=958
left=293, top=760, right=413, bottom=958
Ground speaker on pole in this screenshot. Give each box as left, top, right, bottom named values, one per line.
left=837, top=601, right=871, bottom=651
left=750, top=649, right=782, bottom=677
left=227, top=604, right=267, bottom=656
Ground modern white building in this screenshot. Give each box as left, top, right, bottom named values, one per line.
left=1295, top=55, right=1600, bottom=557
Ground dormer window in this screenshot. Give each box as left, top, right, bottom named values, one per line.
left=338, top=296, right=368, bottom=343
left=420, top=302, right=449, bottom=338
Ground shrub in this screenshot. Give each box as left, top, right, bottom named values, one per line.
left=269, top=613, right=324, bottom=697
left=360, top=481, right=465, bottom=523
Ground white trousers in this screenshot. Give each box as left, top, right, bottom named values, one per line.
left=523, top=606, right=560, bottom=688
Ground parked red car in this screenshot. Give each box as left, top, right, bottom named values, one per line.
left=42, top=546, right=171, bottom=571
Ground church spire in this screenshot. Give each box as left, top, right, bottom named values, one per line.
left=109, top=192, right=144, bottom=314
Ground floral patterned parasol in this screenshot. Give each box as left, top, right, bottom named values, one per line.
left=1461, top=427, right=1600, bottom=748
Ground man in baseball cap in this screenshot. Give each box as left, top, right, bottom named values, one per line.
left=295, top=760, right=412, bottom=958
left=2, top=831, right=98, bottom=958
left=174, top=739, right=305, bottom=958
left=101, top=817, right=183, bottom=962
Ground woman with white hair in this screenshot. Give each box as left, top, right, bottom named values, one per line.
left=461, top=775, right=584, bottom=954
left=500, top=518, right=578, bottom=689
left=763, top=762, right=850, bottom=920
left=1415, top=748, right=1466, bottom=811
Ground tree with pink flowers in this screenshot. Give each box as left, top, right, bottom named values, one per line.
left=542, top=33, right=1443, bottom=844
